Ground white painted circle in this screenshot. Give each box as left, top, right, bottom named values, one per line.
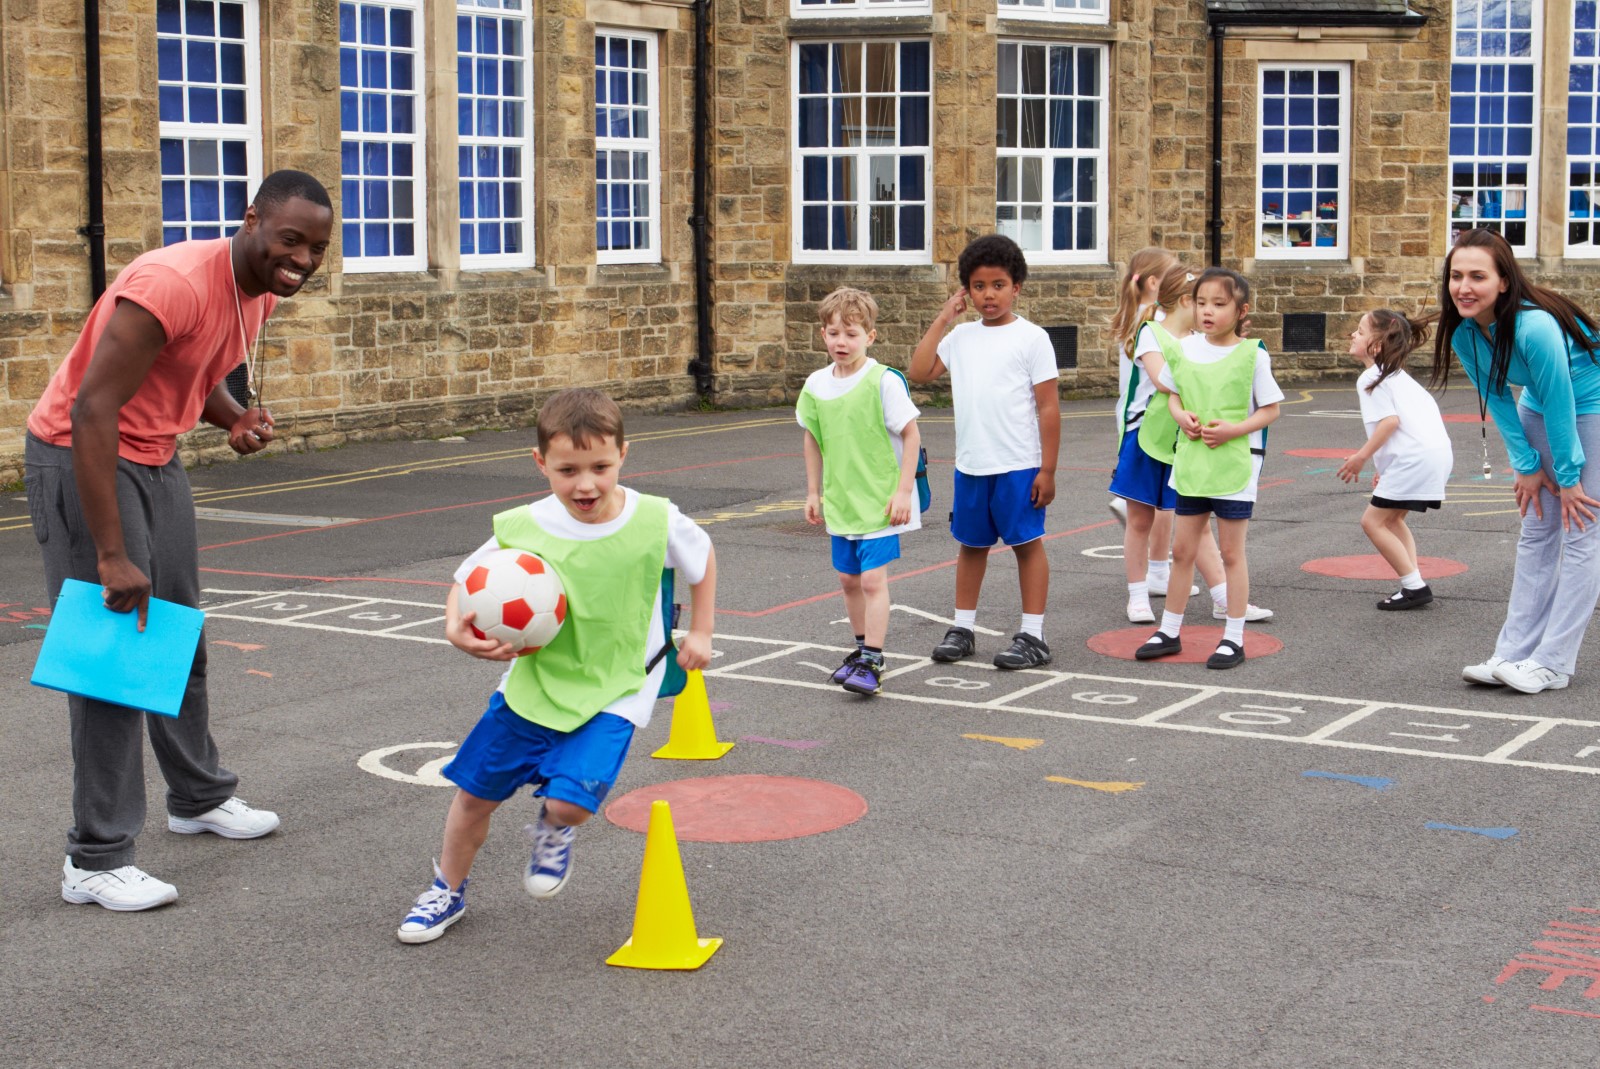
left=1081, top=544, right=1125, bottom=560
left=357, top=742, right=459, bottom=787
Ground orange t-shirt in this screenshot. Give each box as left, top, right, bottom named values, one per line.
left=27, top=238, right=277, bottom=465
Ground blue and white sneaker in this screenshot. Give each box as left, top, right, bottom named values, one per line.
left=524, top=816, right=575, bottom=899
left=397, top=864, right=467, bottom=944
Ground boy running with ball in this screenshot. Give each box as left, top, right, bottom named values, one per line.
left=397, top=388, right=716, bottom=943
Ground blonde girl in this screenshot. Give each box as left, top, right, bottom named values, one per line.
left=1336, top=310, right=1452, bottom=610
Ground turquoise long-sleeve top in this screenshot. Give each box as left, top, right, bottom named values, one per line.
left=1451, top=307, right=1600, bottom=487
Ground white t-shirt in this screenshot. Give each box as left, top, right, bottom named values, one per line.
left=1126, top=311, right=1171, bottom=430
left=1160, top=336, right=1286, bottom=502
left=936, top=316, right=1059, bottom=475
left=1356, top=365, right=1453, bottom=501
left=452, top=487, right=712, bottom=729
left=796, top=358, right=922, bottom=540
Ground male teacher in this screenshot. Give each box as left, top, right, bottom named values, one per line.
left=25, top=170, right=334, bottom=911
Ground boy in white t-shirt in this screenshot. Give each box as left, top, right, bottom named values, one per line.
left=798, top=287, right=923, bottom=696
left=908, top=235, right=1061, bottom=669
left=395, top=388, right=716, bottom=944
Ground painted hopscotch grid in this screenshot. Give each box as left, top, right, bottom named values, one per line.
left=201, top=589, right=1600, bottom=776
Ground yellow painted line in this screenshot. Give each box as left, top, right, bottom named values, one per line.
left=962, top=733, right=1045, bottom=751
left=1463, top=508, right=1521, bottom=517
left=1046, top=776, right=1145, bottom=793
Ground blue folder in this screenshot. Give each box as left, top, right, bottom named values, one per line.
left=30, top=578, right=205, bottom=718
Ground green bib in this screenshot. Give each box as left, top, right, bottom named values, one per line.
left=1134, top=321, right=1185, bottom=465
left=796, top=362, right=901, bottom=536
left=492, top=495, right=669, bottom=730
left=1170, top=340, right=1261, bottom=497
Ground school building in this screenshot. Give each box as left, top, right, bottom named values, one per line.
left=0, top=0, right=1593, bottom=482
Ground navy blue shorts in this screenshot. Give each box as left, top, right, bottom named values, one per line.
left=442, top=692, right=635, bottom=812
left=831, top=533, right=901, bottom=574
left=1108, top=428, right=1177, bottom=510
left=951, top=468, right=1046, bottom=547
left=1174, top=494, right=1254, bottom=520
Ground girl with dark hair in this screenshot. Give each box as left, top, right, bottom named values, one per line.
left=1432, top=228, right=1600, bottom=693
left=1338, top=310, right=1452, bottom=610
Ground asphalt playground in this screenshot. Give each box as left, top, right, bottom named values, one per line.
left=5, top=383, right=1600, bottom=1068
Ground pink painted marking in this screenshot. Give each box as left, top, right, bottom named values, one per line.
left=1302, top=554, right=1468, bottom=581
left=1284, top=448, right=1355, bottom=459
left=1530, top=1004, right=1600, bottom=1019
left=606, top=775, right=865, bottom=842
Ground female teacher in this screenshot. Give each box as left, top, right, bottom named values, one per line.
left=1431, top=228, right=1600, bottom=694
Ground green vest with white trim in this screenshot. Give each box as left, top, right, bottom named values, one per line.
left=1169, top=339, right=1262, bottom=498
left=491, top=495, right=669, bottom=731
left=796, top=362, right=902, bottom=536
left=1134, top=321, right=1185, bottom=464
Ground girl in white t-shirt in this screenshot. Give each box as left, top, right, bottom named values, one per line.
left=1336, top=309, right=1453, bottom=610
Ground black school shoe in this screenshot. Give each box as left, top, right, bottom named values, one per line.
left=1135, top=631, right=1181, bottom=660
left=931, top=627, right=976, bottom=662
left=1377, top=584, right=1433, bottom=611
left=994, top=633, right=1051, bottom=669
left=1206, top=639, right=1245, bottom=670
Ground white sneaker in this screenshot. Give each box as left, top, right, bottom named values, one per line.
left=1492, top=658, right=1571, bottom=694
left=168, top=798, right=280, bottom=839
left=1146, top=577, right=1198, bottom=598
left=1211, top=603, right=1274, bottom=622
left=1108, top=497, right=1128, bottom=527
left=62, top=857, right=178, bottom=911
left=1126, top=597, right=1155, bottom=624
left=1462, top=655, right=1509, bottom=686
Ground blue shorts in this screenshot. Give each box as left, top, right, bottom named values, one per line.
left=1174, top=494, right=1254, bottom=520
left=951, top=468, right=1047, bottom=547
left=1108, top=428, right=1177, bottom=510
left=442, top=692, right=635, bottom=812
left=831, top=533, right=901, bottom=575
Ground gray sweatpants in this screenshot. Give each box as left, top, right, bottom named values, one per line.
left=1494, top=410, right=1600, bottom=677
left=25, top=433, right=237, bottom=870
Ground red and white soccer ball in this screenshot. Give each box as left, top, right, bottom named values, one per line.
left=460, top=549, right=567, bottom=655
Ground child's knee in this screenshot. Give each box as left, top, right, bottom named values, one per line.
left=543, top=798, right=592, bottom=827
left=858, top=567, right=888, bottom=596
left=839, top=572, right=863, bottom=595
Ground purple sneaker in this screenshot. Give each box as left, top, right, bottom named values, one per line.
left=830, top=648, right=864, bottom=684
left=840, top=657, right=882, bottom=696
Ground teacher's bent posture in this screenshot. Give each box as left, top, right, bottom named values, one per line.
left=1432, top=228, right=1600, bottom=695
left=24, top=171, right=334, bottom=910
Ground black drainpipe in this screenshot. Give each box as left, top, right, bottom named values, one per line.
left=686, top=0, right=715, bottom=400
left=1207, top=20, right=1224, bottom=267
left=82, top=0, right=108, bottom=300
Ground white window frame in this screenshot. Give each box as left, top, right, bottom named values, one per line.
left=1255, top=62, right=1351, bottom=261
left=994, top=39, right=1108, bottom=265
left=594, top=29, right=662, bottom=265
left=995, top=0, right=1108, bottom=26
left=790, top=0, right=930, bottom=17
left=339, top=0, right=429, bottom=273
left=157, top=0, right=263, bottom=245
left=1567, top=0, right=1600, bottom=256
left=458, top=0, right=536, bottom=269
left=1448, top=0, right=1540, bottom=257
left=790, top=38, right=934, bottom=266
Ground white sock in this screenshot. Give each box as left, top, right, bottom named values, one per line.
left=1399, top=569, right=1425, bottom=590
left=1020, top=613, right=1045, bottom=641
left=1128, top=580, right=1149, bottom=599
left=1147, top=558, right=1171, bottom=582
left=1160, top=610, right=1184, bottom=638
left=1209, top=582, right=1227, bottom=608
left=954, top=608, right=977, bottom=632
left=1223, top=616, right=1245, bottom=645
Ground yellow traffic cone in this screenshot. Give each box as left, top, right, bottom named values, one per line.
left=606, top=800, right=723, bottom=970
left=651, top=669, right=734, bottom=760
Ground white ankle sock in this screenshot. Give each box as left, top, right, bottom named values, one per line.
left=1020, top=613, right=1044, bottom=640
left=1399, top=569, right=1424, bottom=590
left=1160, top=610, right=1184, bottom=638
left=1223, top=616, right=1245, bottom=645
left=1147, top=559, right=1171, bottom=582
left=1128, top=580, right=1149, bottom=599
left=1209, top=582, right=1227, bottom=608
left=954, top=608, right=977, bottom=631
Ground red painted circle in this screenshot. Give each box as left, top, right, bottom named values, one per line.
left=1442, top=413, right=1489, bottom=423
left=605, top=775, right=867, bottom=842
left=1088, top=625, right=1284, bottom=663
left=1301, top=554, right=1468, bottom=580
left=1284, top=447, right=1356, bottom=459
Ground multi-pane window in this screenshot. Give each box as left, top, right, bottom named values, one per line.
left=458, top=0, right=534, bottom=267
left=157, top=0, right=261, bottom=245
left=792, top=40, right=932, bottom=263
left=1570, top=1, right=1600, bottom=253
left=595, top=31, right=660, bottom=263
left=792, top=0, right=929, bottom=15
left=1256, top=64, right=1349, bottom=259
left=339, top=0, right=426, bottom=271
left=1448, top=0, right=1538, bottom=254
left=995, top=41, right=1106, bottom=263
left=996, top=0, right=1107, bottom=23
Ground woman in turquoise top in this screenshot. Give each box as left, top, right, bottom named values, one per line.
left=1430, top=228, right=1600, bottom=693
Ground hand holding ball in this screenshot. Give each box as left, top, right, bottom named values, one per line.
left=460, top=549, right=567, bottom=655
